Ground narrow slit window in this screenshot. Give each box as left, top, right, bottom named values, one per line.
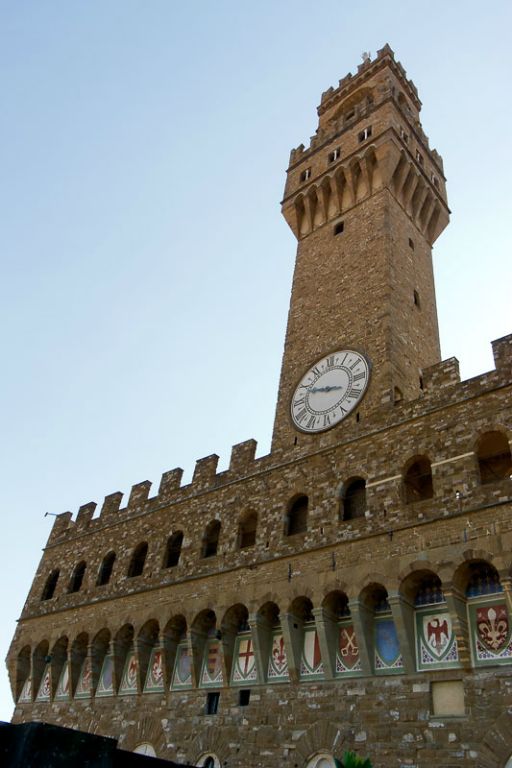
left=334, top=221, right=344, bottom=235
left=205, top=691, right=220, bottom=715
left=239, top=689, right=251, bottom=707
left=358, top=126, right=372, bottom=143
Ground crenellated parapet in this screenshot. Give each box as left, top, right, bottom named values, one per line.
left=288, top=43, right=438, bottom=171
left=318, top=44, right=420, bottom=118
left=44, top=335, right=512, bottom=549
left=283, top=47, right=448, bottom=244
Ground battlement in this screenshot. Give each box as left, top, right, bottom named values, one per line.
left=46, top=335, right=512, bottom=546
left=319, top=44, right=420, bottom=113
left=287, top=45, right=441, bottom=183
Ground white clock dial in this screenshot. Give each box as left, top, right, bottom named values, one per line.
left=291, top=350, right=370, bottom=433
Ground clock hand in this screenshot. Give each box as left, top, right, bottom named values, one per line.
left=310, top=385, right=344, bottom=393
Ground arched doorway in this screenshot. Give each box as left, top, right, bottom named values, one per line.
left=134, top=742, right=157, bottom=757
left=196, top=754, right=221, bottom=768
left=306, top=755, right=336, bottom=768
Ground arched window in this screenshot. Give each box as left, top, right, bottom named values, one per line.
left=68, top=561, right=86, bottom=593
left=476, top=431, right=512, bottom=484
left=202, top=521, right=221, bottom=558
left=343, top=478, right=366, bottom=520
left=96, top=552, right=116, bottom=586
left=403, top=456, right=433, bottom=503
left=41, top=569, right=60, bottom=601
left=465, top=562, right=503, bottom=597
left=163, top=531, right=183, bottom=568
left=238, top=512, right=257, bottom=549
left=285, top=495, right=308, bottom=536
left=414, top=574, right=445, bottom=606
left=127, top=542, right=148, bottom=578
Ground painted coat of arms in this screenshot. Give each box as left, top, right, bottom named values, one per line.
left=144, top=648, right=165, bottom=692
left=232, top=635, right=257, bottom=683
left=96, top=654, right=114, bottom=697
left=119, top=650, right=139, bottom=695
left=171, top=643, right=192, bottom=689
left=473, top=603, right=512, bottom=662
left=336, top=623, right=362, bottom=675
left=416, top=610, right=459, bottom=669
left=18, top=677, right=32, bottom=703
left=75, top=657, right=92, bottom=698
left=55, top=661, right=70, bottom=700
left=200, top=640, right=224, bottom=686
left=36, top=664, right=51, bottom=701
left=300, top=626, right=324, bottom=678
left=267, top=631, right=289, bottom=681
left=375, top=619, right=403, bottom=672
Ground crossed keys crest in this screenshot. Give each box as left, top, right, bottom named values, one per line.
left=339, top=625, right=359, bottom=668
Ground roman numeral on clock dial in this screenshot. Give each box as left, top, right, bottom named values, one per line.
left=290, top=349, right=370, bottom=434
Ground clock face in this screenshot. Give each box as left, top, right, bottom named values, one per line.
left=291, top=350, right=370, bottom=433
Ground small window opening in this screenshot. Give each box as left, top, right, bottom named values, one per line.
left=343, top=478, right=367, bottom=521
left=163, top=531, right=183, bottom=568
left=300, top=168, right=311, bottom=183
left=202, top=520, right=221, bottom=558
left=358, top=126, right=372, bottom=143
left=333, top=221, right=344, bottom=235
left=97, top=552, right=116, bottom=586
left=41, top=569, right=60, bottom=601
left=413, top=290, right=420, bottom=308
left=238, top=512, right=257, bottom=549
left=68, top=561, right=86, bottom=593
left=408, top=237, right=415, bottom=250
left=286, top=495, right=308, bottom=536
left=205, top=691, right=220, bottom=715
left=416, top=149, right=424, bottom=166
left=239, top=689, right=251, bottom=707
left=419, top=375, right=424, bottom=390
left=400, top=127, right=409, bottom=143
left=477, top=431, right=512, bottom=485
left=127, top=542, right=148, bottom=578
left=404, top=457, right=433, bottom=503
left=328, top=147, right=340, bottom=163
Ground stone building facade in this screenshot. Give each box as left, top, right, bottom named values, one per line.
left=6, top=45, right=512, bottom=768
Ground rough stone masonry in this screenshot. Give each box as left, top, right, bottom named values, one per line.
left=7, top=45, right=512, bottom=768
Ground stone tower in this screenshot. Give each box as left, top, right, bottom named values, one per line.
left=6, top=46, right=512, bottom=768
left=272, top=44, right=449, bottom=451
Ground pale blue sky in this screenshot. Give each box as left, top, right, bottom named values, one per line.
left=1, top=1, right=511, bottom=719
